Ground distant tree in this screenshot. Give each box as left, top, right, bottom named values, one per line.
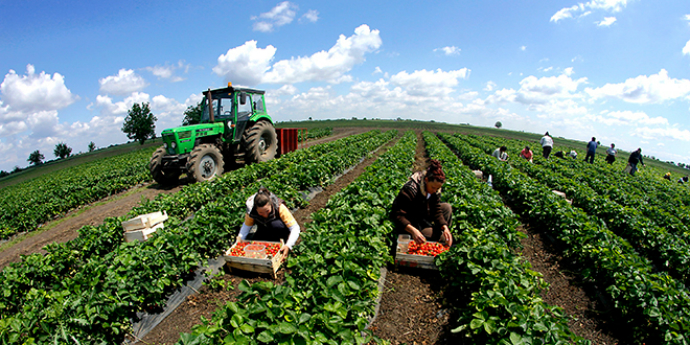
left=0, top=170, right=8, bottom=178
left=12, top=166, right=21, bottom=173
left=54, top=142, right=72, bottom=159
left=352, top=117, right=357, bottom=120
left=182, top=101, right=202, bottom=126
left=88, top=141, right=96, bottom=152
left=122, top=102, right=157, bottom=145
left=308, top=117, right=313, bottom=121
left=28, top=150, right=45, bottom=166
left=495, top=121, right=502, bottom=129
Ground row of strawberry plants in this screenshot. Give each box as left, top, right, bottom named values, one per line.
left=0, top=131, right=396, bottom=344
left=423, top=132, right=588, bottom=344
left=477, top=134, right=690, bottom=250
left=506, top=147, right=690, bottom=284
left=0, top=147, right=158, bottom=238
left=441, top=133, right=690, bottom=344
left=469, top=134, right=690, bottom=283
left=0, top=131, right=382, bottom=315
left=298, top=127, right=333, bottom=141
left=175, top=131, right=417, bottom=345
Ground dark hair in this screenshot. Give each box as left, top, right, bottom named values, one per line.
left=500, top=146, right=507, bottom=152
left=611, top=143, right=615, bottom=148
left=426, top=159, right=446, bottom=183
left=254, top=187, right=272, bottom=207
left=545, top=132, right=550, bottom=136
left=592, top=137, right=596, bottom=141
left=525, top=146, right=530, bottom=151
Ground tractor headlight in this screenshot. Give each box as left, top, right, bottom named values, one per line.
left=163, top=143, right=168, bottom=149
left=171, top=142, right=177, bottom=149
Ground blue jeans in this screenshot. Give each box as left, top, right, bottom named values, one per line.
left=630, top=163, right=638, bottom=176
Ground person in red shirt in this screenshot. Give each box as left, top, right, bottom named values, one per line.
left=519, top=146, right=533, bottom=163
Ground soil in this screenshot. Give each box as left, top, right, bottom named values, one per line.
left=518, top=225, right=625, bottom=344
left=131, top=133, right=401, bottom=344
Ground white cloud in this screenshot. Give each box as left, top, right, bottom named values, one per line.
left=484, top=81, right=497, bottom=92
left=214, top=25, right=381, bottom=86
left=434, top=46, right=460, bottom=56
left=373, top=67, right=383, bottom=75
left=300, top=10, right=319, bottom=23
left=145, top=61, right=189, bottom=82
left=213, top=41, right=277, bottom=86
left=551, top=0, right=629, bottom=23
left=99, top=69, right=148, bottom=96
left=683, top=40, right=690, bottom=56
left=520, top=46, right=527, bottom=51
left=252, top=1, right=297, bottom=32
left=594, top=110, right=669, bottom=126
left=0, top=64, right=76, bottom=116
left=564, top=67, right=575, bottom=76
left=633, top=126, right=690, bottom=142
left=586, top=69, right=690, bottom=104
left=539, top=66, right=554, bottom=72
left=597, top=16, right=617, bottom=26
left=389, top=69, right=470, bottom=97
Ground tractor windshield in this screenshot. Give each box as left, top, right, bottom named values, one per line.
left=201, top=95, right=235, bottom=123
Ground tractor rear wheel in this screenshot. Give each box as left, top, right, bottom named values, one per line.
left=243, top=121, right=277, bottom=164
left=186, top=144, right=224, bottom=183
left=149, top=146, right=180, bottom=185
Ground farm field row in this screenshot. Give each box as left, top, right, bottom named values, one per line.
left=441, top=133, right=690, bottom=344
left=0, top=147, right=157, bottom=239
left=0, top=130, right=396, bottom=344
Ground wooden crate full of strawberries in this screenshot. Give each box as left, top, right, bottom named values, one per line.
left=224, top=240, right=285, bottom=278
left=395, top=234, right=449, bottom=270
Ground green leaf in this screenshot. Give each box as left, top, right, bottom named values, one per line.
left=239, top=324, right=254, bottom=334
left=257, top=330, right=274, bottom=343
left=238, top=280, right=252, bottom=293
left=298, top=313, right=312, bottom=324
left=278, top=322, right=297, bottom=334
left=470, top=319, right=484, bottom=330
left=347, top=280, right=361, bottom=291
left=327, top=275, right=343, bottom=288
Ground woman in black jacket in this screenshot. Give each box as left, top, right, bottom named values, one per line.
left=391, top=159, right=453, bottom=246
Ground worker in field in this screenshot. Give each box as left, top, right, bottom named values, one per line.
left=236, top=187, right=300, bottom=257
left=584, top=137, right=598, bottom=164
left=492, top=146, right=509, bottom=161
left=606, top=143, right=617, bottom=164
left=664, top=172, right=672, bottom=181
left=391, top=159, right=453, bottom=248
left=554, top=150, right=565, bottom=159
left=519, top=146, right=533, bottom=163
left=626, top=148, right=645, bottom=176
left=569, top=150, right=578, bottom=159
left=679, top=176, right=688, bottom=184
left=540, top=132, right=553, bottom=159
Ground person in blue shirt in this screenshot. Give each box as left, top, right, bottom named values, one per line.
left=584, top=137, right=597, bottom=164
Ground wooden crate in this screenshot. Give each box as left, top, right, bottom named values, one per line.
left=224, top=240, right=285, bottom=279
left=394, top=239, right=443, bottom=270
left=124, top=222, right=164, bottom=242
left=122, top=211, right=168, bottom=231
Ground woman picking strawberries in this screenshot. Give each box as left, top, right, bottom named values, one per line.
left=391, top=159, right=453, bottom=247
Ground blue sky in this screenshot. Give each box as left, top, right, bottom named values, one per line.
left=1, top=0, right=689, bottom=171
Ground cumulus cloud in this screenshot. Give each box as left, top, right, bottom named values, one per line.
left=683, top=40, right=690, bottom=56
left=484, top=81, right=497, bottom=92
left=551, top=0, right=629, bottom=23
left=520, top=46, right=527, bottom=51
left=597, top=16, right=617, bottom=26
left=99, top=69, right=148, bottom=96
left=300, top=10, right=319, bottom=23
left=1, top=65, right=76, bottom=116
left=633, top=126, right=690, bottom=142
left=389, top=69, right=469, bottom=97
left=586, top=69, right=690, bottom=104
left=214, top=25, right=382, bottom=86
left=145, top=61, right=189, bottom=82
left=594, top=110, right=669, bottom=126
left=434, top=46, right=460, bottom=56
left=252, top=1, right=297, bottom=32
left=488, top=72, right=587, bottom=106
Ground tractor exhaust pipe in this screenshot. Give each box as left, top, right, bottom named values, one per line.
left=206, top=88, right=215, bottom=123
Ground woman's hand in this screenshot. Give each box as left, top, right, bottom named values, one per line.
left=279, top=245, right=290, bottom=259
left=441, top=225, right=453, bottom=246
left=412, top=229, right=426, bottom=244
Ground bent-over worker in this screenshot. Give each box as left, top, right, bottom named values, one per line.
left=237, top=187, right=300, bottom=257
left=391, top=159, right=453, bottom=248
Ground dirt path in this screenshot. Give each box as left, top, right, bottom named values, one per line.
left=131, top=134, right=400, bottom=344
left=0, top=183, right=184, bottom=269
left=0, top=133, right=352, bottom=271
left=368, top=131, right=460, bottom=344
left=519, top=225, right=623, bottom=344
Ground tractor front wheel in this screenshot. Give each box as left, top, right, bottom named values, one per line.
left=186, top=144, right=225, bottom=183
left=243, top=121, right=277, bottom=164
left=149, top=146, right=181, bottom=185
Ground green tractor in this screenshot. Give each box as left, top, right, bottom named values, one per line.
left=150, top=83, right=278, bottom=185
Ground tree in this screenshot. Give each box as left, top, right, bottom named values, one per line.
left=88, top=141, right=96, bottom=152
left=182, top=102, right=202, bottom=126
left=0, top=170, right=9, bottom=178
left=28, top=150, right=44, bottom=166
left=122, top=102, right=157, bottom=145
left=495, top=121, right=502, bottom=129
left=54, top=142, right=72, bottom=159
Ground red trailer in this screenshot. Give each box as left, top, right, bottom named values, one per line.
left=276, top=128, right=307, bottom=157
